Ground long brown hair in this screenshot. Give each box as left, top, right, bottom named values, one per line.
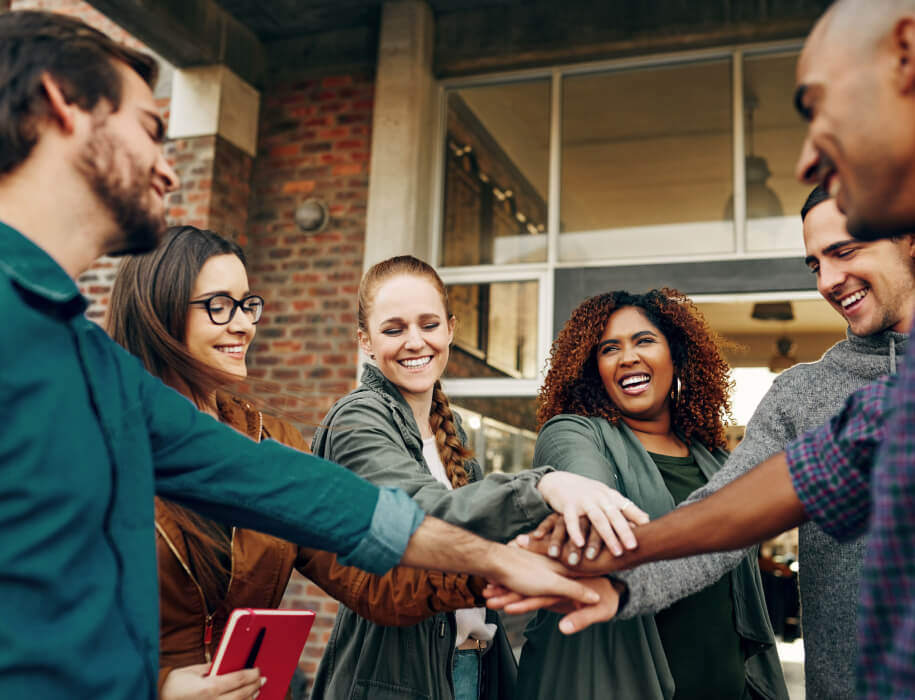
left=107, top=225, right=247, bottom=603
left=358, top=255, right=472, bottom=487
left=538, top=288, right=733, bottom=449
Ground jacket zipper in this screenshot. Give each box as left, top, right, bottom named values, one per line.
left=155, top=521, right=236, bottom=663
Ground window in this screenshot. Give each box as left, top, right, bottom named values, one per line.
left=453, top=396, right=538, bottom=475
left=441, top=81, right=551, bottom=266
left=560, top=60, right=734, bottom=260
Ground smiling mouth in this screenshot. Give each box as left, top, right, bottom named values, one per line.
left=215, top=345, right=245, bottom=357
left=837, top=287, right=868, bottom=311
left=619, top=374, right=650, bottom=394
left=399, top=356, right=432, bottom=369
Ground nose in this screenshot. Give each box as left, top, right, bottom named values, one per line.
left=227, top=306, right=256, bottom=336
left=795, top=136, right=820, bottom=185
left=156, top=150, right=179, bottom=192
left=817, top=260, right=846, bottom=298
left=404, top=325, right=424, bottom=349
left=619, top=343, right=640, bottom=366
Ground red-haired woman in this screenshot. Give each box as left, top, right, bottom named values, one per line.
left=516, top=289, right=788, bottom=700
left=310, top=256, right=647, bottom=700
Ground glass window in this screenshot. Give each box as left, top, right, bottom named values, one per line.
left=742, top=53, right=810, bottom=252
left=560, top=59, right=734, bottom=260
left=452, top=396, right=538, bottom=475
left=446, top=281, right=539, bottom=379
left=441, top=81, right=550, bottom=266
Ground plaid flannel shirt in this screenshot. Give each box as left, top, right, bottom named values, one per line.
left=786, top=359, right=915, bottom=699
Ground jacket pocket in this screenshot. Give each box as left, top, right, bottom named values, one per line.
left=350, top=679, right=431, bottom=700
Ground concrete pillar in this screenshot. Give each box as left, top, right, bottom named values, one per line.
left=363, top=0, right=437, bottom=269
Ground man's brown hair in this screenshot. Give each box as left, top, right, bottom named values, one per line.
left=0, top=10, right=158, bottom=175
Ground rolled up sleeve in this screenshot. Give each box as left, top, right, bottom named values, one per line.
left=339, top=487, right=425, bottom=574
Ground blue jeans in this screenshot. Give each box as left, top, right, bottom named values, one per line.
left=453, top=649, right=481, bottom=700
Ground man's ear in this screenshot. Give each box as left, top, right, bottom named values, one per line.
left=892, top=17, right=915, bottom=94
left=357, top=328, right=372, bottom=357
left=39, top=72, right=77, bottom=133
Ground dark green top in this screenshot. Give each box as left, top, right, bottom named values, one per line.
left=650, top=452, right=748, bottom=700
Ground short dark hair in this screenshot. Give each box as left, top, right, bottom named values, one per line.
left=0, top=10, right=158, bottom=175
left=801, top=184, right=831, bottom=221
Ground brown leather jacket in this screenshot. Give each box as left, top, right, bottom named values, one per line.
left=156, top=394, right=482, bottom=694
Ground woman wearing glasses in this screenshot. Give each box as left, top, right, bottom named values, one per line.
left=107, top=226, right=488, bottom=700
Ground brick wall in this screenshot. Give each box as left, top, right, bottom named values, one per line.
left=244, top=73, right=374, bottom=697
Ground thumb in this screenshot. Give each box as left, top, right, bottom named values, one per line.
left=558, top=602, right=616, bottom=635
left=184, top=663, right=211, bottom=676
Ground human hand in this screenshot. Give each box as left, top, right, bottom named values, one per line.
left=534, top=474, right=649, bottom=556
left=484, top=576, right=624, bottom=634
left=480, top=541, right=601, bottom=608
left=512, top=524, right=636, bottom=575
left=160, top=664, right=266, bottom=700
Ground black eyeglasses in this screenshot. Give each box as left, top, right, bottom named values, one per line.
left=188, top=294, right=265, bottom=325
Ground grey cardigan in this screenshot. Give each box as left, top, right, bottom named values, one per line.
left=310, top=364, right=552, bottom=700
left=615, top=329, right=906, bottom=699
left=516, top=415, right=788, bottom=700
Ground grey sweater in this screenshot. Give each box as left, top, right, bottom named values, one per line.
left=615, top=328, right=906, bottom=700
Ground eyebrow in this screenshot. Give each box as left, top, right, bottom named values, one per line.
left=191, top=290, right=252, bottom=300
left=380, top=313, right=442, bottom=325
left=597, top=330, right=657, bottom=348
left=794, top=84, right=811, bottom=121
left=803, top=238, right=859, bottom=266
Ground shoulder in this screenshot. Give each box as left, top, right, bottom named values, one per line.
left=261, top=411, right=308, bottom=452
left=539, top=413, right=609, bottom=440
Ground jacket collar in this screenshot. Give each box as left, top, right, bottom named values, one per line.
left=0, top=220, right=86, bottom=314
left=359, top=362, right=422, bottom=433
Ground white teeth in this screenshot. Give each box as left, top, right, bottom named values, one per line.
left=401, top=357, right=431, bottom=368
left=621, top=374, right=650, bottom=387
left=216, top=345, right=244, bottom=355
left=840, top=289, right=868, bottom=308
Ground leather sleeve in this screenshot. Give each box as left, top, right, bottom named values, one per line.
left=295, top=547, right=485, bottom=626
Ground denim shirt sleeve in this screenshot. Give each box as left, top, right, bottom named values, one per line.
left=340, top=487, right=426, bottom=572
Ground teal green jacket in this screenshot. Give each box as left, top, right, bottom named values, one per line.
left=517, top=415, right=789, bottom=700
left=0, top=223, right=424, bottom=699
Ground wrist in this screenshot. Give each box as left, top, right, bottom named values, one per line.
left=608, top=576, right=629, bottom=612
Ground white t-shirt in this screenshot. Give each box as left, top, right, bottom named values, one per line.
left=421, top=437, right=496, bottom=646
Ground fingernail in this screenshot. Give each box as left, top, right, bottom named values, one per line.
left=517, top=534, right=530, bottom=546
left=560, top=619, right=575, bottom=634
left=611, top=545, right=623, bottom=556
left=568, top=552, right=580, bottom=566
left=548, top=546, right=559, bottom=557
left=260, top=677, right=268, bottom=686
left=585, top=547, right=596, bottom=560
left=586, top=590, right=599, bottom=602
left=624, top=537, right=636, bottom=549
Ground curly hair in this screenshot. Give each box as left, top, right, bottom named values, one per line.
left=538, top=288, right=733, bottom=449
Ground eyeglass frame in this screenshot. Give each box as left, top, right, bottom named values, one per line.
left=188, top=293, right=265, bottom=325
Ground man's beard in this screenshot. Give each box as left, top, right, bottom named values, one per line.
left=77, top=124, right=167, bottom=256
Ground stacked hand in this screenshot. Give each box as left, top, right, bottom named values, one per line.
left=535, top=473, right=648, bottom=557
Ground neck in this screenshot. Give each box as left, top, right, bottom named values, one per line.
left=0, top=148, right=115, bottom=279
left=403, top=389, right=434, bottom=439
left=621, top=409, right=686, bottom=455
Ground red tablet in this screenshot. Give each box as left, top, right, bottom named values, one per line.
left=207, top=608, right=316, bottom=700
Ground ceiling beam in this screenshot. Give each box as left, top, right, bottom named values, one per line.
left=85, top=0, right=267, bottom=87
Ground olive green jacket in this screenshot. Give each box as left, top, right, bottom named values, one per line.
left=516, top=415, right=789, bottom=700
left=310, top=364, right=553, bottom=700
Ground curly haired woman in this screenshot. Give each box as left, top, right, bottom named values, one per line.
left=516, top=289, right=788, bottom=700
